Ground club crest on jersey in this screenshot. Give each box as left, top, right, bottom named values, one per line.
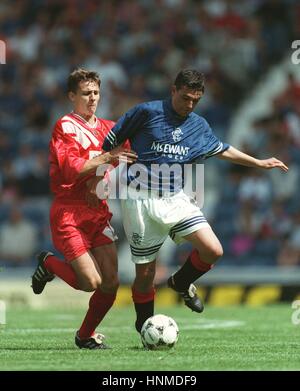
left=172, top=127, right=183, bottom=142
left=132, top=232, right=143, bottom=245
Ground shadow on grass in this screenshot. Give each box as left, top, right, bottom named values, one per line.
left=0, top=347, right=76, bottom=351
left=130, top=345, right=146, bottom=351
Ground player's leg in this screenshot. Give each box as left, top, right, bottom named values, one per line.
left=168, top=227, right=223, bottom=312
left=121, top=197, right=167, bottom=333
left=71, top=252, right=102, bottom=291
left=31, top=243, right=97, bottom=294
left=70, top=250, right=112, bottom=349
left=74, top=219, right=119, bottom=349
left=76, top=243, right=119, bottom=341
left=32, top=249, right=106, bottom=294
left=31, top=252, right=80, bottom=294
left=132, top=261, right=156, bottom=333
left=166, top=192, right=222, bottom=312
left=32, top=204, right=89, bottom=294
left=91, top=242, right=119, bottom=294
left=32, top=247, right=110, bottom=349
left=47, top=243, right=118, bottom=350
left=181, top=226, right=223, bottom=281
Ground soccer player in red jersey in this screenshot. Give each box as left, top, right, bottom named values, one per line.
left=31, top=68, right=137, bottom=349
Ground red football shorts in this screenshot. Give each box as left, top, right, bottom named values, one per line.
left=50, top=200, right=115, bottom=262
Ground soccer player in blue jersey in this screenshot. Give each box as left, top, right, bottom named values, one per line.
left=102, top=69, right=288, bottom=333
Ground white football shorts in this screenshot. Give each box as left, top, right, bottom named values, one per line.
left=121, top=190, right=210, bottom=264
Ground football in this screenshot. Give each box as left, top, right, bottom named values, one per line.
left=141, top=314, right=179, bottom=350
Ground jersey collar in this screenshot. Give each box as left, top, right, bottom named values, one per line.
left=164, top=98, right=189, bottom=121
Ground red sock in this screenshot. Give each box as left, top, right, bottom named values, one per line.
left=172, top=249, right=214, bottom=291
left=78, top=289, right=116, bottom=339
left=44, top=255, right=79, bottom=290
left=190, top=249, right=214, bottom=272
left=132, top=287, right=155, bottom=304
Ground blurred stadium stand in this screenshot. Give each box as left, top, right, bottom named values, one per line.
left=1, top=0, right=300, bottom=286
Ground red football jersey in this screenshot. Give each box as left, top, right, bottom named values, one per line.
left=49, top=112, right=117, bottom=202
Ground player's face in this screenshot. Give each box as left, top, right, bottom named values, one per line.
left=171, top=86, right=203, bottom=117
left=69, top=80, right=100, bottom=119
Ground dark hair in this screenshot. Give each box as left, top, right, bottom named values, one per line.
left=174, top=69, right=205, bottom=92
left=67, top=68, right=101, bottom=93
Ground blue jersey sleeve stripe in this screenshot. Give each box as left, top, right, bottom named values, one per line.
left=205, top=142, right=223, bottom=157
left=110, top=129, right=116, bottom=138
left=106, top=131, right=116, bottom=145
left=204, top=142, right=230, bottom=158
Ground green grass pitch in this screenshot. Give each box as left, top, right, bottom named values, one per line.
left=0, top=304, right=299, bottom=371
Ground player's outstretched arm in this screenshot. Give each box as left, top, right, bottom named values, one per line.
left=217, top=146, right=289, bottom=172
left=79, top=147, right=138, bottom=177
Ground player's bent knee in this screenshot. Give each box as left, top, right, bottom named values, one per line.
left=211, top=244, right=223, bottom=260
left=80, top=285, right=95, bottom=292
left=134, top=263, right=156, bottom=292
left=141, top=268, right=156, bottom=283
left=101, top=284, right=119, bottom=294
left=136, top=262, right=155, bottom=278
left=79, top=276, right=102, bottom=292
left=101, top=279, right=119, bottom=294
left=199, top=244, right=223, bottom=263
left=80, top=284, right=97, bottom=292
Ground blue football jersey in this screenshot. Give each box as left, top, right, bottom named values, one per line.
left=102, top=98, right=230, bottom=191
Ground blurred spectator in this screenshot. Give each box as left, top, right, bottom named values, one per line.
left=238, top=169, right=273, bottom=205
left=0, top=207, right=38, bottom=266
left=275, top=72, right=300, bottom=109
left=277, top=212, right=300, bottom=266
left=0, top=0, right=299, bottom=270
left=230, top=201, right=261, bottom=258
left=268, top=152, right=299, bottom=202
left=260, top=200, right=292, bottom=241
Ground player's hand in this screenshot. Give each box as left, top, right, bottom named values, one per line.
left=86, top=177, right=108, bottom=207
left=86, top=177, right=99, bottom=195
left=107, top=146, right=138, bottom=164
left=258, top=157, right=289, bottom=172
left=86, top=192, right=100, bottom=208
